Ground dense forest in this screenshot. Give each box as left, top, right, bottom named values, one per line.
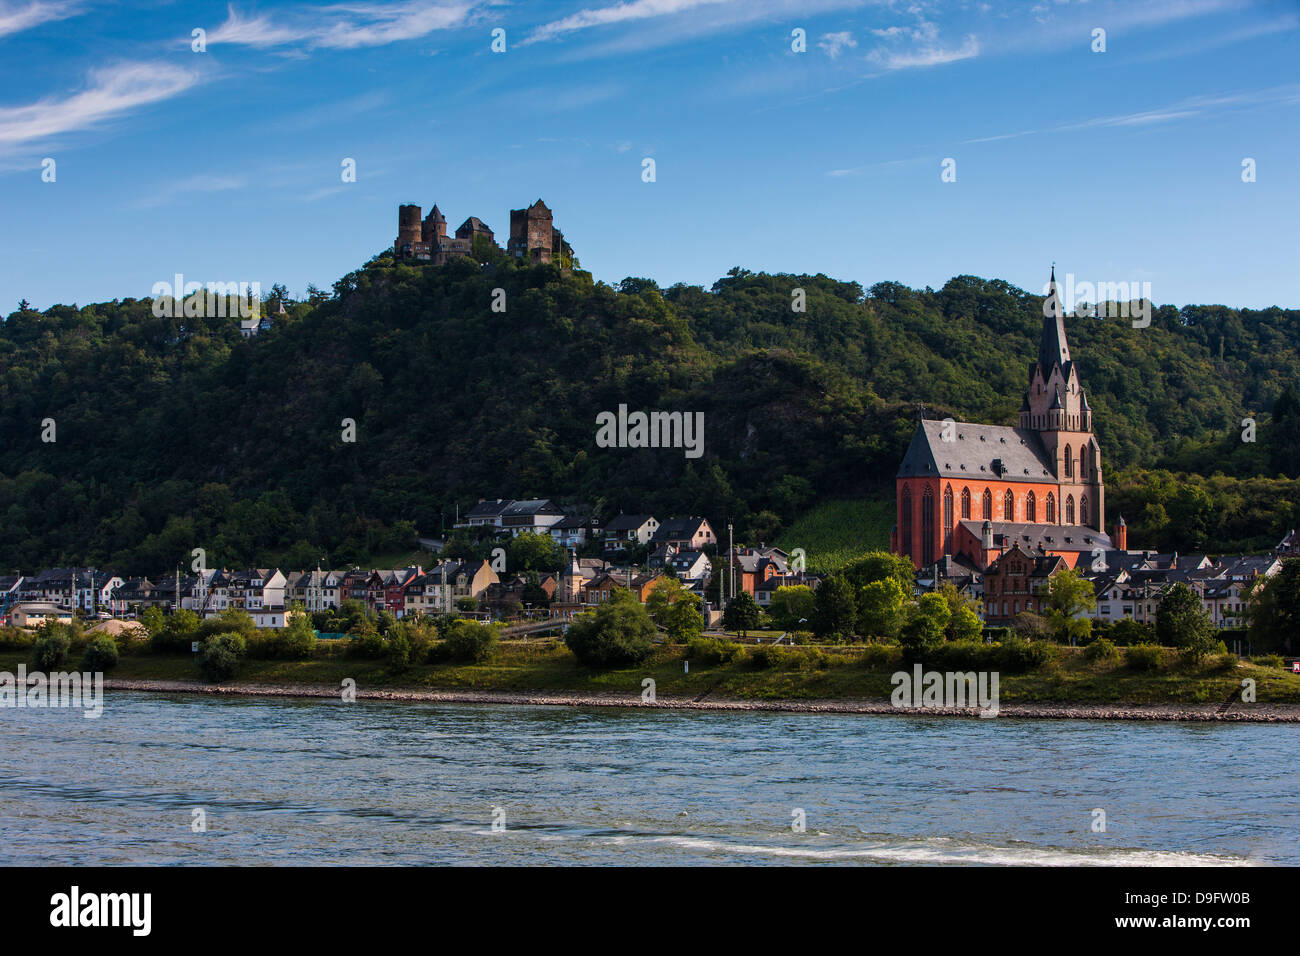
left=2, top=247, right=1298, bottom=574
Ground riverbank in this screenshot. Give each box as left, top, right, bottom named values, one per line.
left=99, top=677, right=1300, bottom=721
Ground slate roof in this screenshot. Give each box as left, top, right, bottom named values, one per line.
left=961, top=519, right=1111, bottom=553
left=605, top=514, right=656, bottom=532
left=898, top=419, right=1058, bottom=482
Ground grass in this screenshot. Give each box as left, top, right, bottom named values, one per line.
left=775, top=497, right=894, bottom=574
left=5, top=641, right=1298, bottom=706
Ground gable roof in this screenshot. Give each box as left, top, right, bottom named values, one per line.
left=899, top=419, right=1057, bottom=483
left=962, top=519, right=1111, bottom=553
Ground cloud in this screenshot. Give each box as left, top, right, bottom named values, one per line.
left=525, top=0, right=734, bottom=44
left=0, top=61, right=199, bottom=151
left=868, top=33, right=979, bottom=69
left=208, top=0, right=477, bottom=50
left=818, top=31, right=857, bottom=58
left=136, top=173, right=246, bottom=208
left=0, top=1, right=81, bottom=40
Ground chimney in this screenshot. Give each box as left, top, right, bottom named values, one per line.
left=1114, top=515, right=1127, bottom=551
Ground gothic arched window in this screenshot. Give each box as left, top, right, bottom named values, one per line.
left=901, top=485, right=913, bottom=558
left=943, top=486, right=954, bottom=551
left=1064, top=444, right=1073, bottom=478
left=921, top=487, right=935, bottom=566
left=1004, top=490, right=1014, bottom=522
left=1046, top=493, right=1056, bottom=524
left=1065, top=495, right=1075, bottom=525
left=960, top=487, right=971, bottom=520
left=982, top=489, right=992, bottom=521
left=1025, top=491, right=1036, bottom=523
left=1080, top=495, right=1089, bottom=526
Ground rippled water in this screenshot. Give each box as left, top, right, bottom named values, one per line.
left=1, top=691, right=1296, bottom=865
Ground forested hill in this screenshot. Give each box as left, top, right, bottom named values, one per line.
left=2, top=251, right=1298, bottom=574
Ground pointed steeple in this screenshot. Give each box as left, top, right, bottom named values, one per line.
left=1039, top=265, right=1071, bottom=374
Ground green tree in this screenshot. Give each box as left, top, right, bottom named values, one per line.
left=564, top=589, right=656, bottom=667
left=859, top=578, right=908, bottom=638
left=645, top=577, right=704, bottom=642
left=1156, top=582, right=1216, bottom=660
left=444, top=619, right=499, bottom=662
left=722, top=590, right=760, bottom=636
left=812, top=576, right=858, bottom=641
left=1043, top=567, right=1096, bottom=644
left=508, top=531, right=564, bottom=572
left=767, top=584, right=815, bottom=629
left=898, top=593, right=951, bottom=659
left=198, top=632, right=246, bottom=681
left=1247, top=559, right=1300, bottom=654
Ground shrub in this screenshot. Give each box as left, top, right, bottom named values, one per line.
left=859, top=643, right=901, bottom=669
left=80, top=636, right=119, bottom=672
left=32, top=631, right=71, bottom=671
left=686, top=636, right=745, bottom=666
left=1083, top=637, right=1120, bottom=665
left=0, top=627, right=35, bottom=651
left=1125, top=643, right=1165, bottom=672
left=348, top=632, right=387, bottom=660
left=444, top=620, right=498, bottom=663
left=749, top=645, right=783, bottom=669
left=198, top=633, right=246, bottom=682
left=934, top=640, right=994, bottom=671
left=564, top=593, right=656, bottom=667
left=996, top=636, right=1051, bottom=674
left=1251, top=653, right=1286, bottom=669
left=387, top=631, right=411, bottom=669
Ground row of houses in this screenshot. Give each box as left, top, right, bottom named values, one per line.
left=922, top=527, right=1299, bottom=629
left=455, top=499, right=720, bottom=554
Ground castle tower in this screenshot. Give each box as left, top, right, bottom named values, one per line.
left=1020, top=266, right=1104, bottom=531
left=508, top=199, right=554, bottom=263
left=395, top=204, right=423, bottom=258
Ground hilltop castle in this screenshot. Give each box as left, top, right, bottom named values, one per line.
left=394, top=198, right=571, bottom=265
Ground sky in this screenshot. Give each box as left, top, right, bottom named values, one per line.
left=1, top=0, right=1297, bottom=311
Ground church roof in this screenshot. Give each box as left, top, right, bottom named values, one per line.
left=964, top=520, right=1112, bottom=553
left=897, top=419, right=1057, bottom=483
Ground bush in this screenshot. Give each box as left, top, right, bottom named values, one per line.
left=934, top=640, right=994, bottom=671
left=444, top=620, right=498, bottom=663
left=198, top=633, right=246, bottom=682
left=0, top=627, right=35, bottom=651
left=32, top=630, right=71, bottom=671
left=859, top=643, right=902, bottom=669
left=564, top=593, right=656, bottom=667
left=387, top=631, right=411, bottom=669
left=996, top=636, right=1051, bottom=673
left=80, top=636, right=119, bottom=672
left=1083, top=637, right=1120, bottom=665
left=749, top=645, right=783, bottom=669
left=1125, top=643, right=1165, bottom=672
left=1251, top=653, right=1286, bottom=669
left=348, top=632, right=387, bottom=660
left=686, top=636, right=745, bottom=666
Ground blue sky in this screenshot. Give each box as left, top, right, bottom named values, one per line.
left=1, top=0, right=1297, bottom=310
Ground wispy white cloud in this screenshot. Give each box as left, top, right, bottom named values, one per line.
left=0, top=61, right=199, bottom=151
left=819, top=31, right=857, bottom=59
left=868, top=33, right=979, bottom=70
left=960, top=84, right=1300, bottom=145
left=208, top=0, right=477, bottom=50
left=524, top=0, right=732, bottom=45
left=0, top=0, right=81, bottom=40
left=136, top=173, right=246, bottom=208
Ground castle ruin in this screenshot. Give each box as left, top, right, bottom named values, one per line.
left=394, top=199, right=569, bottom=265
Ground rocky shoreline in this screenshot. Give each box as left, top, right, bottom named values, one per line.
left=101, top=678, right=1300, bottom=722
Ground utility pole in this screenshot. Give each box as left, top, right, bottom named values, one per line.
left=728, top=522, right=735, bottom=607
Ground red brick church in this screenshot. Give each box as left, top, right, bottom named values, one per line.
left=891, top=268, right=1125, bottom=572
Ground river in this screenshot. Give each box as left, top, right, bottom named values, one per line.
left=1, top=691, right=1295, bottom=865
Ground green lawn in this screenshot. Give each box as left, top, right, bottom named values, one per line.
left=6, top=641, right=1297, bottom=706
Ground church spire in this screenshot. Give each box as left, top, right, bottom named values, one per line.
left=1039, top=265, right=1071, bottom=374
